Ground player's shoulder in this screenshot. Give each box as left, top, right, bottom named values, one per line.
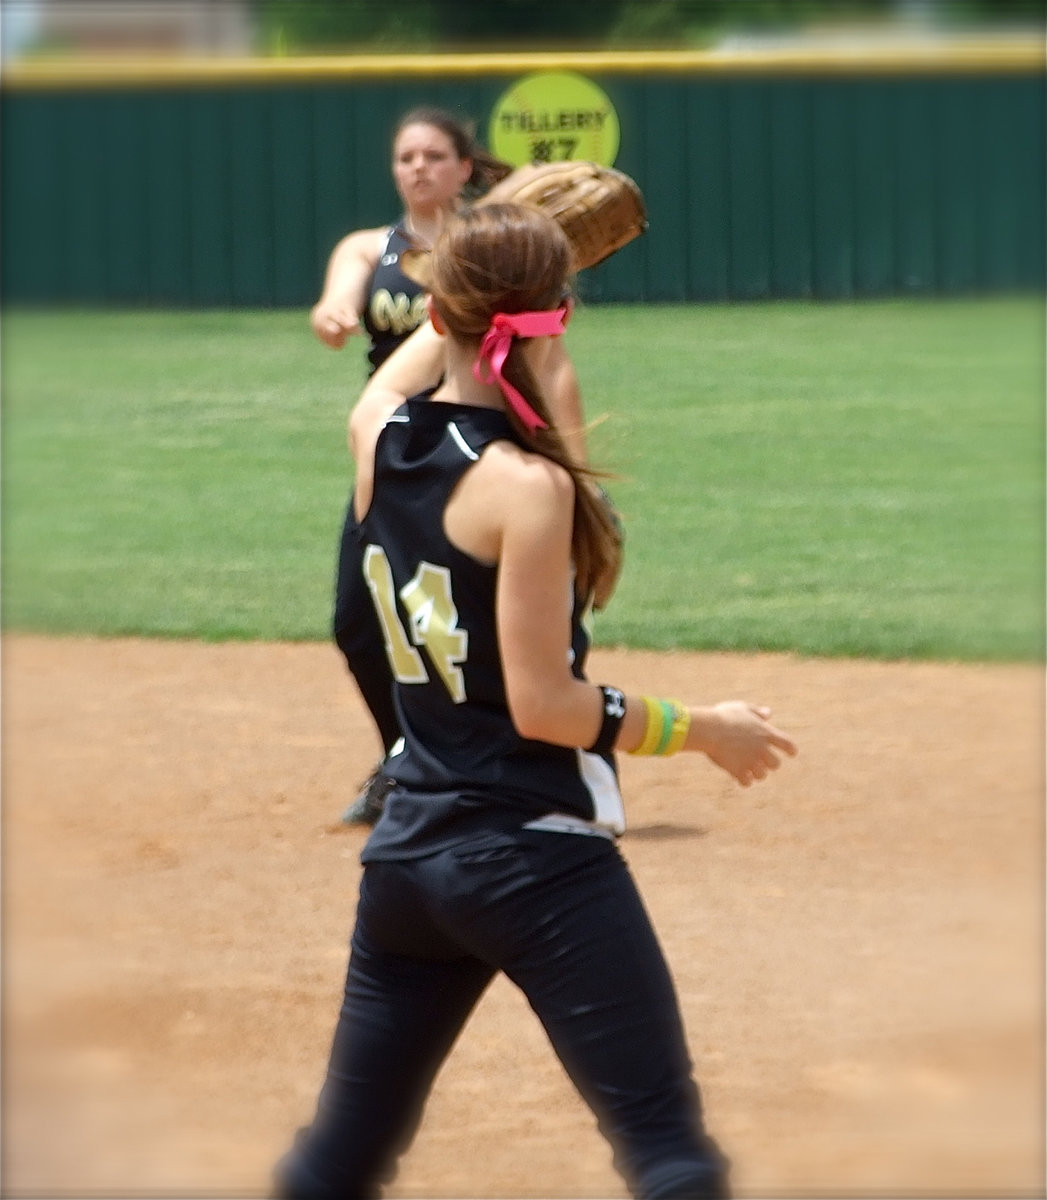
left=353, top=222, right=394, bottom=239
left=480, top=439, right=574, bottom=507
left=338, top=225, right=394, bottom=256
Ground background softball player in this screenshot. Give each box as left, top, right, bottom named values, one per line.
left=311, top=106, right=591, bottom=824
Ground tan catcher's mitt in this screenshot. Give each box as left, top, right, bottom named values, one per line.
left=479, top=160, right=648, bottom=271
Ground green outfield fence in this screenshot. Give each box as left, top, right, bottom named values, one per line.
left=1, top=41, right=1043, bottom=306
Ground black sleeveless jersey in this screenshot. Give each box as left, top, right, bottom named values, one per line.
left=358, top=398, right=624, bottom=857
left=363, top=225, right=428, bottom=373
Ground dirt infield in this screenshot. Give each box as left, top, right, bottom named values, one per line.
left=2, top=634, right=1043, bottom=1198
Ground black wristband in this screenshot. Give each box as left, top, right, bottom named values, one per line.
left=588, top=685, right=626, bottom=754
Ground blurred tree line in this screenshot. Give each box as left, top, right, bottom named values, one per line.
left=252, top=0, right=1045, bottom=54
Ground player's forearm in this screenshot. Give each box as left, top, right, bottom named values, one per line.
left=316, top=231, right=378, bottom=310
left=509, top=675, right=796, bottom=785
left=366, top=321, right=445, bottom=398
left=549, top=370, right=587, bottom=463
left=347, top=322, right=445, bottom=451
left=318, top=254, right=370, bottom=313
left=532, top=338, right=588, bottom=463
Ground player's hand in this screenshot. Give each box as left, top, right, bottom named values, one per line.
left=696, top=701, right=798, bottom=786
left=311, top=302, right=362, bottom=349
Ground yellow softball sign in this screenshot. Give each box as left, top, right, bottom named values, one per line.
left=489, top=71, right=621, bottom=168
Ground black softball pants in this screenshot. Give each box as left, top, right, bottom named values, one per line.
left=332, top=499, right=400, bottom=756
left=274, top=828, right=729, bottom=1199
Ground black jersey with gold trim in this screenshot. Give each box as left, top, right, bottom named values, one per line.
left=358, top=398, right=624, bottom=850
left=363, top=225, right=428, bottom=373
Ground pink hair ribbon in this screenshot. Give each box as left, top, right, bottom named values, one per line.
left=473, top=308, right=568, bottom=433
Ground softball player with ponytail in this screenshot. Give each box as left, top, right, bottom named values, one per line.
left=276, top=202, right=797, bottom=1200
left=312, top=106, right=590, bottom=823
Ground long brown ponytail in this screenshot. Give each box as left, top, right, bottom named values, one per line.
left=426, top=203, right=620, bottom=601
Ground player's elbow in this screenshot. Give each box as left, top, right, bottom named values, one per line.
left=511, top=708, right=549, bottom=743
left=506, top=686, right=563, bottom=745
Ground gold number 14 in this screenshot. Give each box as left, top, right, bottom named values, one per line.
left=363, top=544, right=469, bottom=704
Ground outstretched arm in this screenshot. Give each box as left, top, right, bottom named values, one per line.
left=311, top=228, right=383, bottom=349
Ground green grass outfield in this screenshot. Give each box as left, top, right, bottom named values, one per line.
left=1, top=296, right=1043, bottom=662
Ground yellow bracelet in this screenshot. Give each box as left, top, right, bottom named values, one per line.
left=628, top=696, right=691, bottom=756
left=653, top=699, right=677, bottom=754
left=630, top=695, right=665, bottom=756
left=662, top=701, right=691, bottom=756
